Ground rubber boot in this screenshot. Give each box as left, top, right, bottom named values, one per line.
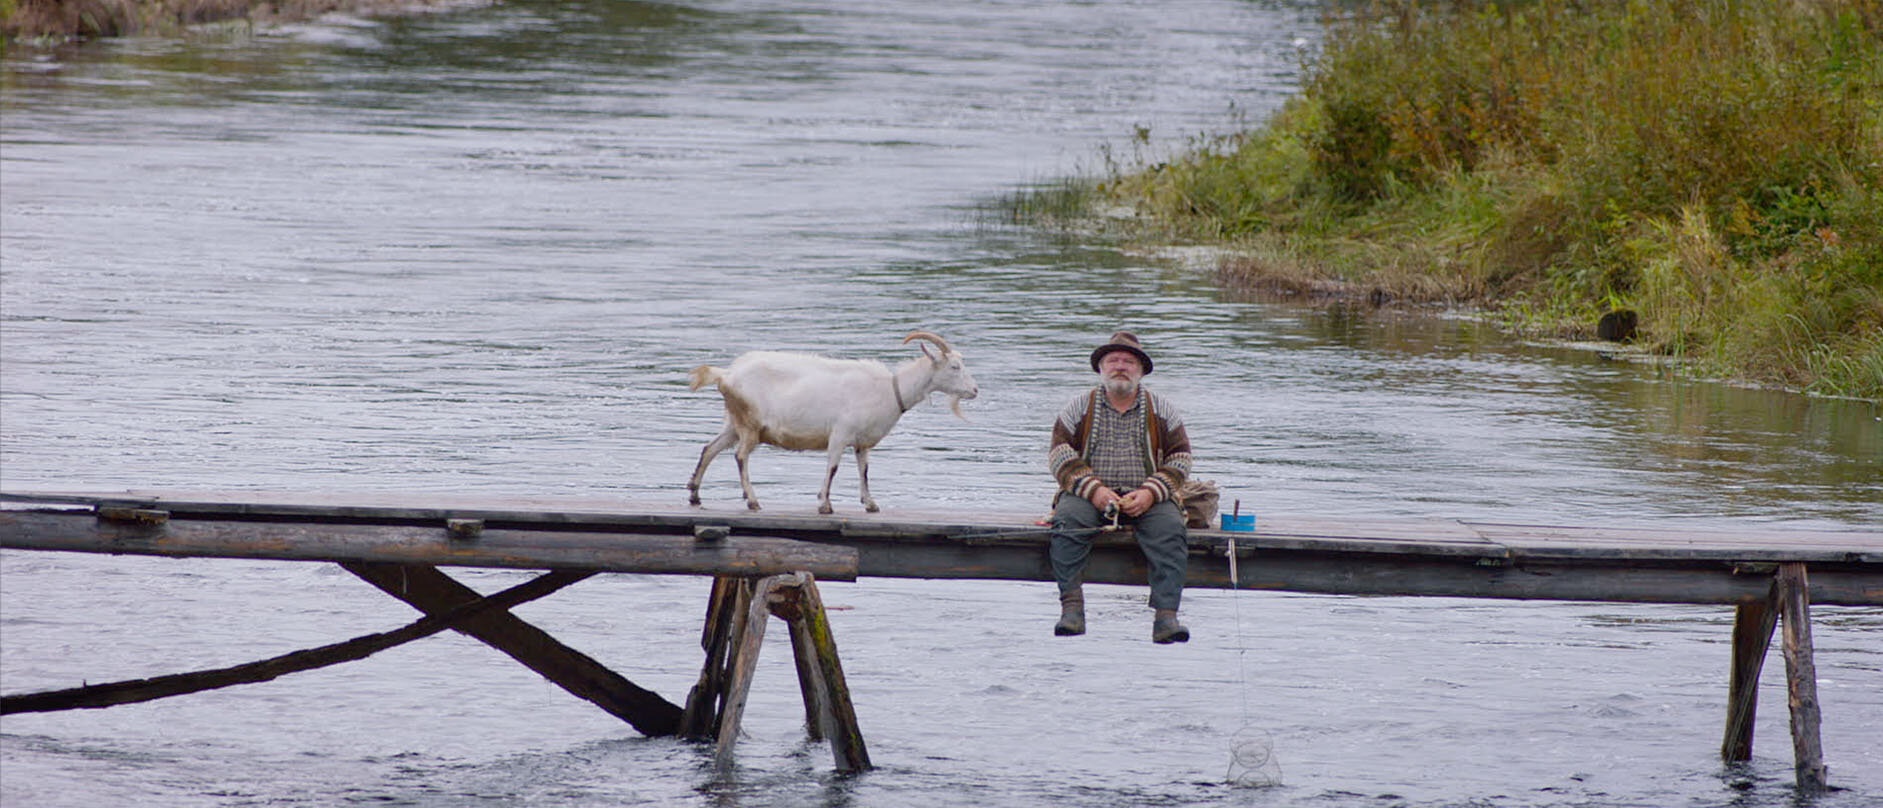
left=1054, top=587, right=1086, bottom=636
left=1151, top=608, right=1189, bottom=644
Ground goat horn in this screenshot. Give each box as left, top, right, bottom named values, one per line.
left=902, top=330, right=952, bottom=355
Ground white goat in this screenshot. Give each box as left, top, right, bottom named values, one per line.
left=687, top=331, right=979, bottom=514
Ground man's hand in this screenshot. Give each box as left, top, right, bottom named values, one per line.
left=1118, top=487, right=1156, bottom=517
left=1090, top=486, right=1123, bottom=512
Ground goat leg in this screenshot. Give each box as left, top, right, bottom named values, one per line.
left=818, top=456, right=840, bottom=515
left=689, top=428, right=738, bottom=506
left=735, top=441, right=761, bottom=511
left=855, top=446, right=878, bottom=513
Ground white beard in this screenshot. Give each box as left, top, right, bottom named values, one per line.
left=1102, top=376, right=1139, bottom=398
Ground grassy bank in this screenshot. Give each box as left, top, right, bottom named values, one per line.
left=1045, top=0, right=1883, bottom=399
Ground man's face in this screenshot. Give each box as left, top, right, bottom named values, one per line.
left=1100, top=351, right=1143, bottom=395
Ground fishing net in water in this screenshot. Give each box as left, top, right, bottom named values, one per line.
left=1225, top=726, right=1282, bottom=788
left=1223, top=536, right=1283, bottom=789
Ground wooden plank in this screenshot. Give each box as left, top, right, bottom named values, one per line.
left=1185, top=551, right=1883, bottom=606
left=344, top=562, right=683, bottom=737
left=6, top=494, right=1879, bottom=604
left=1235, top=516, right=1496, bottom=543
left=1721, top=581, right=1778, bottom=762
left=5, top=492, right=1503, bottom=556
left=2, top=490, right=1023, bottom=536
left=1468, top=522, right=1881, bottom=563
left=1777, top=563, right=1829, bottom=792
left=7, top=508, right=1880, bottom=605
left=0, top=510, right=859, bottom=581
left=9, top=490, right=1878, bottom=565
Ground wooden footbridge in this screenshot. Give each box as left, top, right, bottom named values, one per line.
left=2, top=489, right=1879, bottom=792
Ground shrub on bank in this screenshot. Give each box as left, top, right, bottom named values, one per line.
left=1, top=0, right=251, bottom=40
left=1088, top=0, right=1883, bottom=398
left=0, top=0, right=451, bottom=41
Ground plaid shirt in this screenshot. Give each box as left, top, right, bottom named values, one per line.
left=1048, top=386, right=1192, bottom=503
left=1085, top=392, right=1154, bottom=491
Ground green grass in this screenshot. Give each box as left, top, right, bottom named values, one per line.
left=1052, top=0, right=1883, bottom=399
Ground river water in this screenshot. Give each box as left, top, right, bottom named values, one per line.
left=2, top=1, right=1879, bottom=806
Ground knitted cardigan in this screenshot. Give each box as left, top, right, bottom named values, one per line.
left=1048, top=387, right=1193, bottom=503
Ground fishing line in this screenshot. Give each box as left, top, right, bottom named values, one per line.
left=1224, top=500, right=1281, bottom=789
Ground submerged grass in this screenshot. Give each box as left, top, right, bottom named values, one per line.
left=1042, top=0, right=1883, bottom=399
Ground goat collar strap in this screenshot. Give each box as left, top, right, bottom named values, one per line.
left=891, top=375, right=912, bottom=413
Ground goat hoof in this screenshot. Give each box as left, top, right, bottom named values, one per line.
left=746, top=501, right=761, bottom=511
left=863, top=502, right=880, bottom=513
left=818, top=504, right=835, bottom=515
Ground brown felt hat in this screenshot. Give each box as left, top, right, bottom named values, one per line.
left=1089, top=330, right=1153, bottom=374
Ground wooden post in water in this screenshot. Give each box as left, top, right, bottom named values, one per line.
left=712, top=574, right=780, bottom=771
left=1776, top=562, right=1828, bottom=793
left=680, top=576, right=752, bottom=740
left=1721, top=579, right=1778, bottom=762
left=779, top=587, right=831, bottom=741
left=781, top=575, right=870, bottom=772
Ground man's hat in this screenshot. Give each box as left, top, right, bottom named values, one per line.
left=1089, top=330, right=1153, bottom=374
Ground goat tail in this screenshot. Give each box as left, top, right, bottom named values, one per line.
left=688, top=365, right=725, bottom=392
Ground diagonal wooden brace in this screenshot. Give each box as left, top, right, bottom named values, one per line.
left=680, top=575, right=753, bottom=740
left=2, top=567, right=589, bottom=715
left=343, top=561, right=683, bottom=737
left=1722, top=579, right=1778, bottom=762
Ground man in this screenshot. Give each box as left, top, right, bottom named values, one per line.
left=1047, top=331, right=1194, bottom=644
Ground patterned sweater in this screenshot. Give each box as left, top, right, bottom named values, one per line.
left=1048, top=386, right=1193, bottom=504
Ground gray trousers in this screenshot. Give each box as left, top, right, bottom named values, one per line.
left=1050, top=494, right=1188, bottom=611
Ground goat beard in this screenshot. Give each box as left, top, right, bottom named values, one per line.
left=947, top=395, right=967, bottom=420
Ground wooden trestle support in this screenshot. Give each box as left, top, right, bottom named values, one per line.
left=679, top=572, right=871, bottom=773
left=1722, top=562, right=1827, bottom=793
left=0, top=559, right=869, bottom=774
